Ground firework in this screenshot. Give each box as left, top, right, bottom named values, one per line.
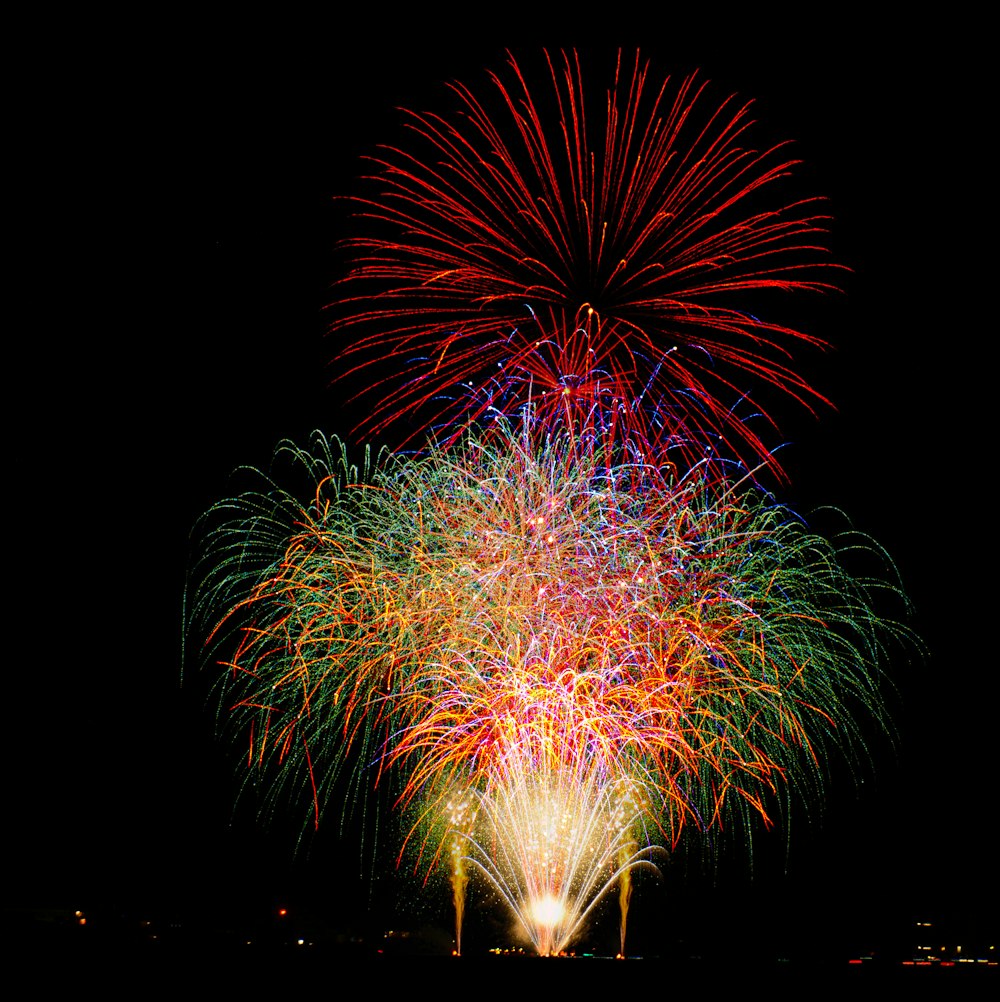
left=189, top=50, right=914, bottom=956
left=332, top=50, right=840, bottom=470
left=189, top=418, right=905, bottom=951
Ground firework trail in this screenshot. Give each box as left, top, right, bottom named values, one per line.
left=190, top=418, right=906, bottom=952
left=332, top=50, right=841, bottom=472
left=189, top=51, right=914, bottom=955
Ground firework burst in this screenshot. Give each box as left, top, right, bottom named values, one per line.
left=189, top=49, right=915, bottom=956
left=333, top=50, right=840, bottom=470
left=189, top=417, right=906, bottom=950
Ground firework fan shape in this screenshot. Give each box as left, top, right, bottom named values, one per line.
left=334, top=50, right=840, bottom=471
left=190, top=419, right=906, bottom=953
left=189, top=51, right=914, bottom=956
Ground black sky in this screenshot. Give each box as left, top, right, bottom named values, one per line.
left=15, top=10, right=993, bottom=957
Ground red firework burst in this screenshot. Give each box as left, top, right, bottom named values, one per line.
left=332, top=49, right=840, bottom=469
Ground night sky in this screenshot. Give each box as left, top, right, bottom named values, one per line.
left=15, top=11, right=993, bottom=961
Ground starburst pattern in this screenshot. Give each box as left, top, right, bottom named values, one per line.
left=333, top=51, right=839, bottom=469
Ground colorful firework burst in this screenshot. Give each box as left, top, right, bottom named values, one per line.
left=189, top=417, right=906, bottom=951
left=189, top=50, right=914, bottom=955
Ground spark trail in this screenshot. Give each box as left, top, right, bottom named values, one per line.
left=189, top=50, right=914, bottom=956
left=333, top=50, right=841, bottom=472
left=190, top=418, right=906, bottom=951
